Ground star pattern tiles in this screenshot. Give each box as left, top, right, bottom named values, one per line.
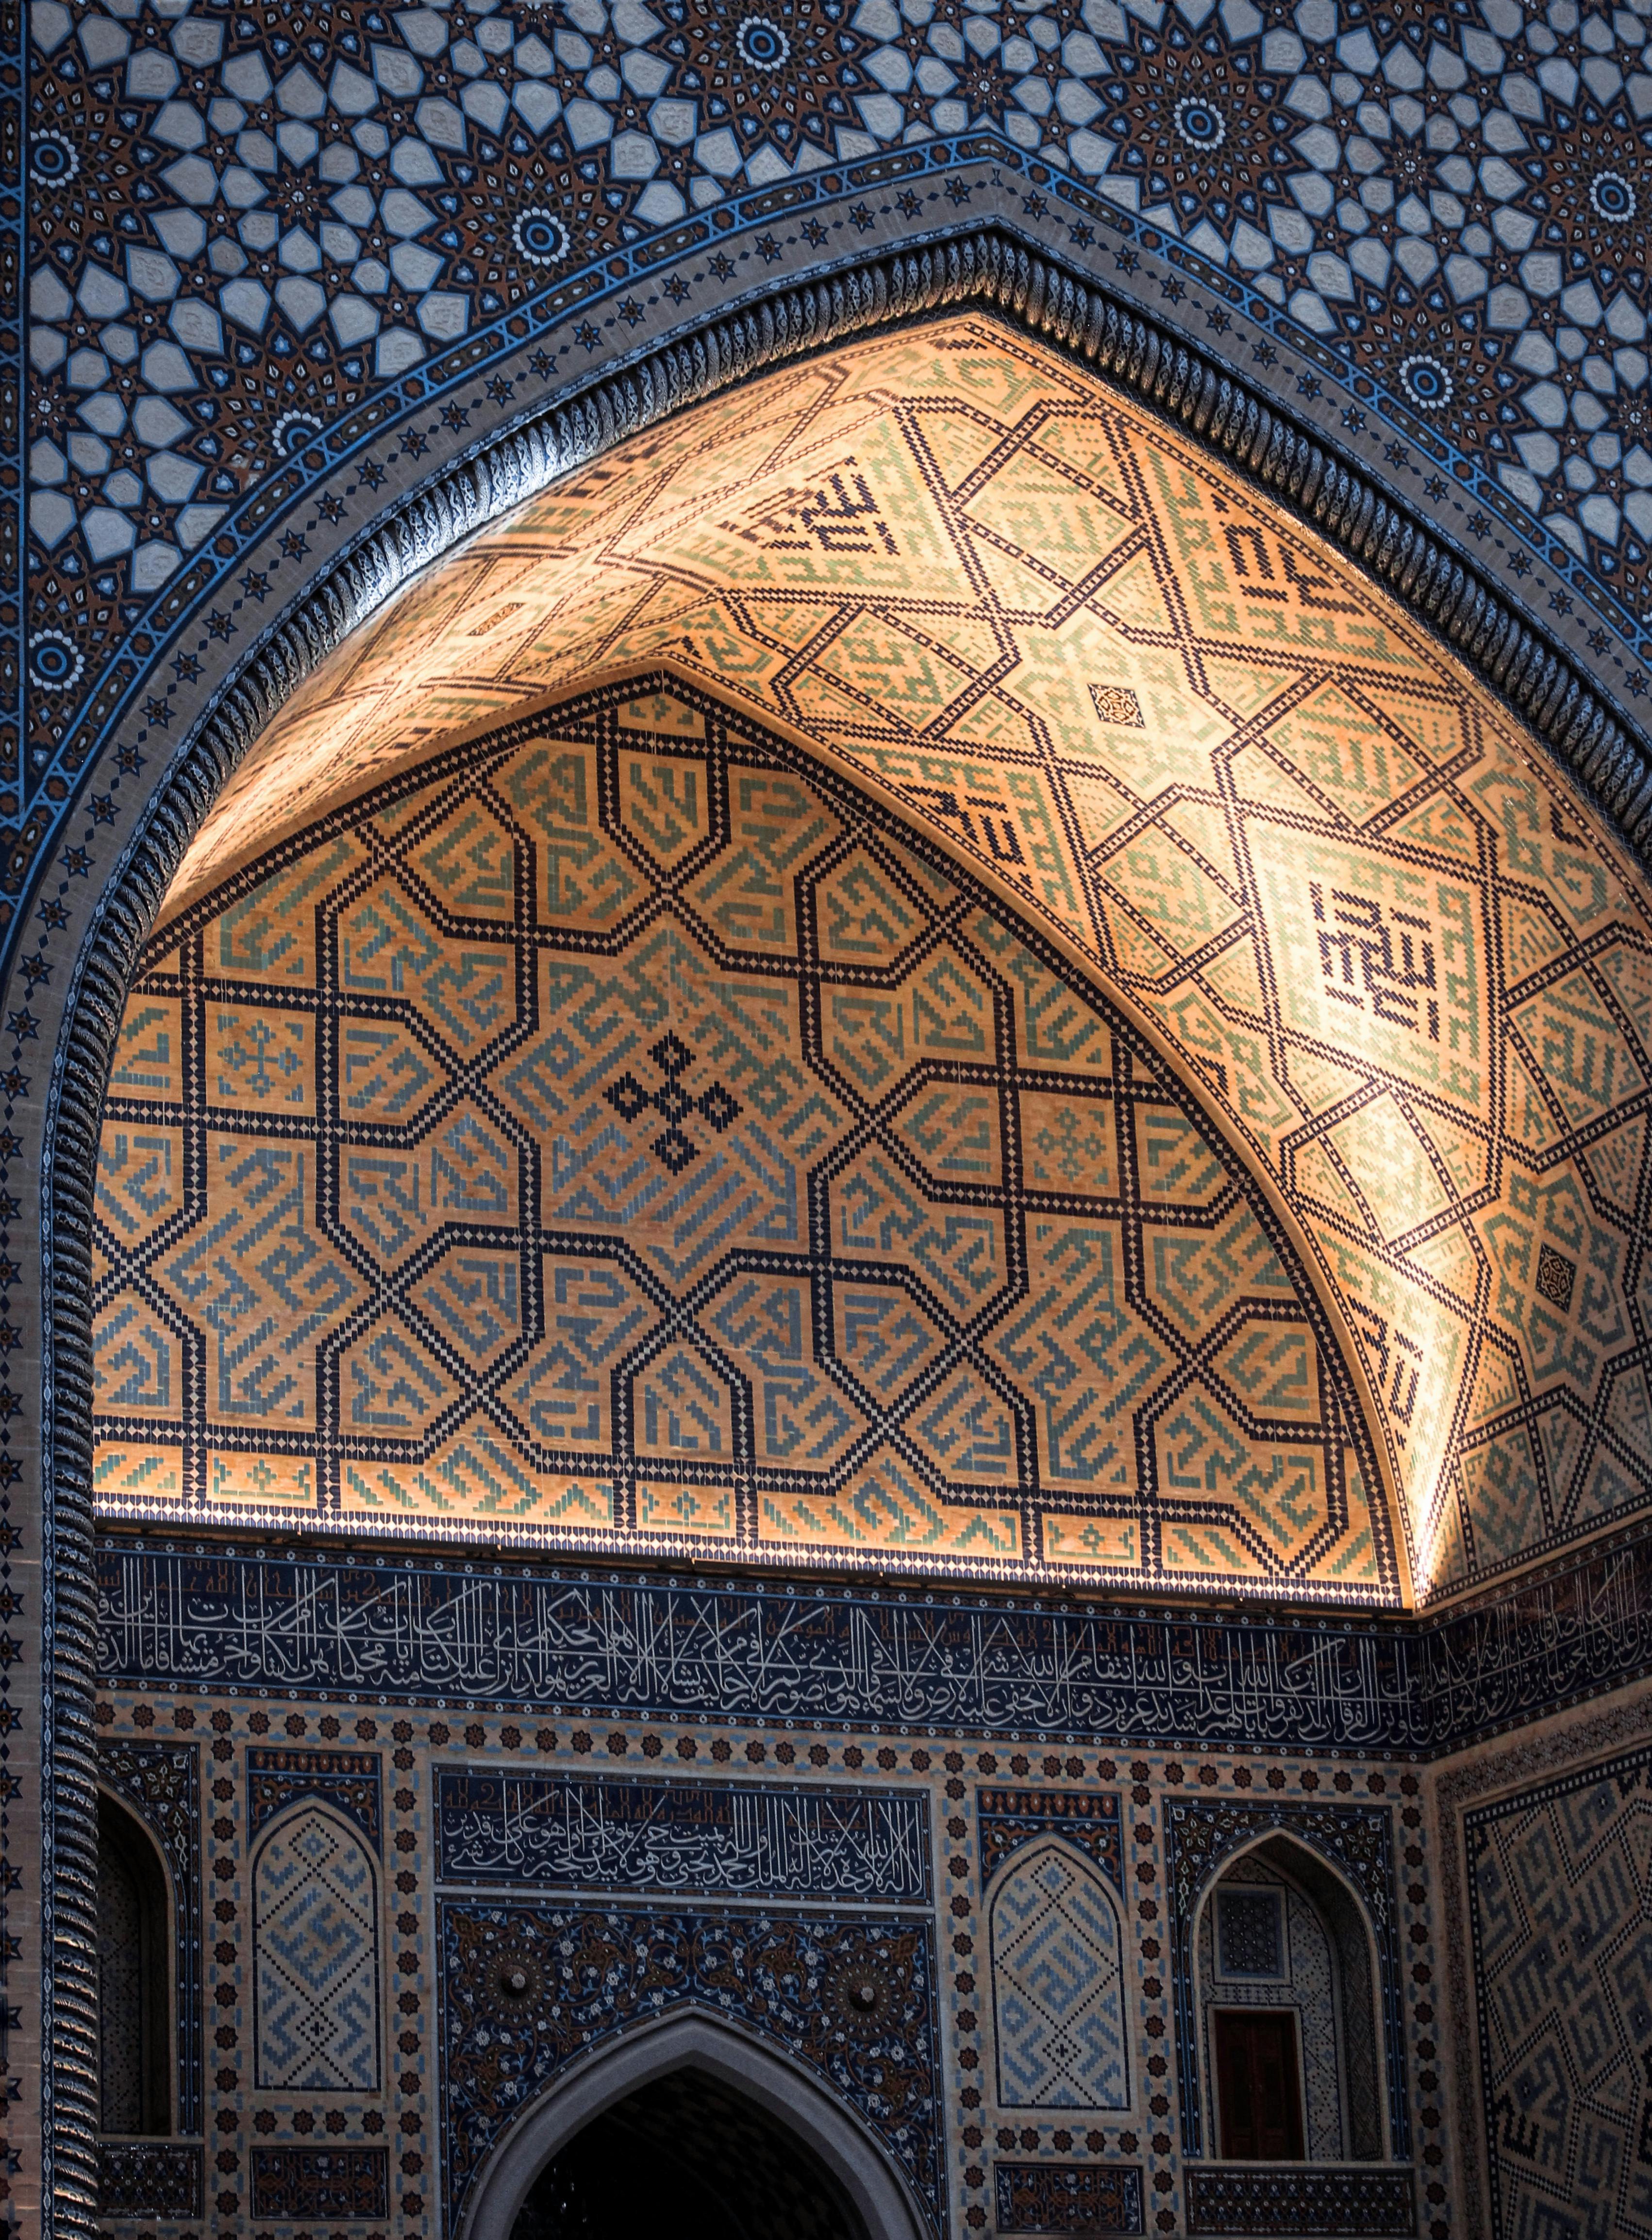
left=155, top=320, right=1652, bottom=1599
left=92, top=683, right=1391, bottom=1597
left=25, top=0, right=1652, bottom=684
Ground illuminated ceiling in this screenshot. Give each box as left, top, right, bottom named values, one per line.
left=100, top=681, right=1392, bottom=1599
left=141, top=317, right=1652, bottom=1603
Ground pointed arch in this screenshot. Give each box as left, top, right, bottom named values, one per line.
left=250, top=1803, right=382, bottom=2093
left=457, top=2010, right=926, bottom=2240
left=988, top=1838, right=1129, bottom=2112
left=39, top=226, right=1652, bottom=2240
left=97, top=1791, right=172, bottom=2138
left=1190, top=1831, right=1389, bottom=2164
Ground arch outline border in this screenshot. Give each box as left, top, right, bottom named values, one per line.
left=1164, top=1795, right=1407, bottom=2164
left=1185, top=1823, right=1391, bottom=2165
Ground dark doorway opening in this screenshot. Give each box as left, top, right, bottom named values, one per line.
left=1214, top=2010, right=1305, bottom=2161
left=98, top=1791, right=171, bottom=2137
left=508, top=2067, right=868, bottom=2240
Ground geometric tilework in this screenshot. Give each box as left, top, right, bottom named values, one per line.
left=96, top=2143, right=205, bottom=2223
left=990, top=1842, right=1129, bottom=2110
left=1215, top=1889, right=1284, bottom=1979
left=151, top=322, right=1652, bottom=1602
left=1184, top=2168, right=1417, bottom=2237
left=93, top=678, right=1387, bottom=1601
left=248, top=2148, right=389, bottom=2222
left=251, top=1806, right=381, bottom=2094
left=25, top=0, right=1652, bottom=772
left=1465, top=1743, right=1652, bottom=2240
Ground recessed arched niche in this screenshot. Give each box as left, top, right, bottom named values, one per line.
left=988, top=1839, right=1130, bottom=2113
left=250, top=1806, right=381, bottom=2095
left=509, top=2067, right=864, bottom=2240
left=93, top=315, right=1652, bottom=1607
left=1190, top=1833, right=1391, bottom=2169
left=97, top=1792, right=173, bottom=2140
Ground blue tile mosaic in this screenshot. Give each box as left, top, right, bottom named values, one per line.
left=437, top=1902, right=942, bottom=2233
left=247, top=1745, right=384, bottom=1851
left=249, top=2145, right=390, bottom=2222
left=14, top=0, right=1652, bottom=978
left=1463, top=1740, right=1652, bottom=2240
left=977, top=1787, right=1124, bottom=1893
left=97, top=2140, right=205, bottom=2222
left=996, top=2160, right=1145, bottom=2235
left=1185, top=2167, right=1417, bottom=2236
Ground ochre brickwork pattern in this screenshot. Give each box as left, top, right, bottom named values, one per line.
left=149, top=321, right=1652, bottom=1600
left=93, top=684, right=1386, bottom=1596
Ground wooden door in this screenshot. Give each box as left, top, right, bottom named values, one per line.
left=1214, top=2010, right=1306, bottom=2160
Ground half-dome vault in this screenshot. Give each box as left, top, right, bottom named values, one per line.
left=95, top=677, right=1391, bottom=1601
left=100, top=317, right=1652, bottom=1606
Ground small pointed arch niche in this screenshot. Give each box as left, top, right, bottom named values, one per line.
left=98, top=1790, right=173, bottom=2138
left=250, top=1803, right=383, bottom=2093
left=988, top=1838, right=1130, bottom=2113
left=1192, top=1832, right=1388, bottom=2165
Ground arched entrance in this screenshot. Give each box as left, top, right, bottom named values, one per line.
left=458, top=2015, right=927, bottom=2240
left=510, top=2066, right=862, bottom=2240
left=74, top=312, right=1652, bottom=1612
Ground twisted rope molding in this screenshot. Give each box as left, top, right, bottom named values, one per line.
left=37, top=223, right=1652, bottom=2240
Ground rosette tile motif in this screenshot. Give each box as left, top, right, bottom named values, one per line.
left=25, top=0, right=1652, bottom=740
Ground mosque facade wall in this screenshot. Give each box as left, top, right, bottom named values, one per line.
left=87, top=1527, right=1652, bottom=2240
left=23, top=201, right=1652, bottom=2240
left=21, top=17, right=1652, bottom=2221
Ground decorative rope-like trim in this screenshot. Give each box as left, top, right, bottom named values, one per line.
left=39, top=221, right=1652, bottom=2240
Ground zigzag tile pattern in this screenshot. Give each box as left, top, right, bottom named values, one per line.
left=92, top=681, right=1389, bottom=1597
left=150, top=322, right=1652, bottom=1597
